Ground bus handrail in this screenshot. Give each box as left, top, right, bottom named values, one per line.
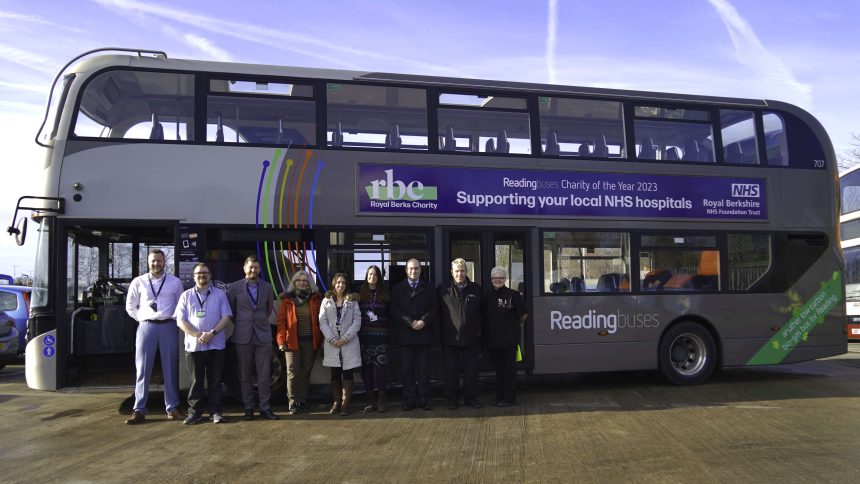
left=35, top=47, right=168, bottom=148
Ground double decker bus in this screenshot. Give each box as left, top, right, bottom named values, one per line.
left=839, top=165, right=860, bottom=339
left=10, top=48, right=845, bottom=393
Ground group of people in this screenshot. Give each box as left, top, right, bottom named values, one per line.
left=123, top=250, right=526, bottom=425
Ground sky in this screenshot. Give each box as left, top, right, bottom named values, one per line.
left=0, top=0, right=858, bottom=278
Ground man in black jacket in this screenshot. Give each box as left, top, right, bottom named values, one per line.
left=390, top=259, right=436, bottom=411
left=437, top=258, right=483, bottom=409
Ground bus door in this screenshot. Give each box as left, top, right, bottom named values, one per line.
left=445, top=230, right=531, bottom=370
left=61, top=222, right=175, bottom=387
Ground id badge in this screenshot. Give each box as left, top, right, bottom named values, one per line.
left=367, top=311, right=378, bottom=322
left=196, top=310, right=206, bottom=318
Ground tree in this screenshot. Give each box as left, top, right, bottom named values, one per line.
left=838, top=133, right=860, bottom=172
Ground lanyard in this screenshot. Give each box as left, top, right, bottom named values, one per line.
left=148, top=274, right=166, bottom=302
left=194, top=288, right=210, bottom=310
left=246, top=282, right=258, bottom=306
left=370, top=290, right=377, bottom=311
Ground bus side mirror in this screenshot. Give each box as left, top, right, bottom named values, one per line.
left=7, top=217, right=27, bottom=246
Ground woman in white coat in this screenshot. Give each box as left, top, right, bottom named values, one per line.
left=319, top=272, right=362, bottom=415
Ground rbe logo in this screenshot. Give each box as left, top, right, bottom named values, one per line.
left=731, top=183, right=760, bottom=198
left=365, top=169, right=438, bottom=201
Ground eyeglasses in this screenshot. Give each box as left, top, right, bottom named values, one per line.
left=194, top=272, right=210, bottom=276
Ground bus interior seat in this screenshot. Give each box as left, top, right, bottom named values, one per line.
left=386, top=124, right=402, bottom=149
left=276, top=118, right=284, bottom=145
left=485, top=138, right=496, bottom=153
left=597, top=273, right=621, bottom=292
left=691, top=275, right=718, bottom=291
left=544, top=131, right=560, bottom=155
left=578, top=143, right=591, bottom=156
left=665, top=147, right=681, bottom=161
left=569, top=277, right=586, bottom=293
left=496, top=129, right=510, bottom=153
left=642, top=269, right=672, bottom=290
left=331, top=122, right=344, bottom=147
left=700, top=142, right=715, bottom=162
left=725, top=142, right=743, bottom=163
left=149, top=113, right=164, bottom=140
left=682, top=139, right=701, bottom=161
left=214, top=114, right=224, bottom=143
left=619, top=275, right=630, bottom=291
left=442, top=126, right=456, bottom=151
left=593, top=135, right=609, bottom=157
left=639, top=138, right=656, bottom=159
left=664, top=274, right=693, bottom=290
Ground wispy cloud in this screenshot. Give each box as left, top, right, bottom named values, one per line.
left=0, top=10, right=85, bottom=33
left=0, top=80, right=48, bottom=94
left=183, top=34, right=232, bottom=62
left=0, top=43, right=56, bottom=74
left=707, top=0, right=812, bottom=108
left=546, top=0, right=558, bottom=84
left=93, top=0, right=469, bottom=76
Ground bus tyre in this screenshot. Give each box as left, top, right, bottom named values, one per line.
left=658, top=322, right=717, bottom=385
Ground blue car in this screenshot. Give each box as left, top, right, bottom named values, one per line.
left=0, top=310, right=19, bottom=369
left=0, top=286, right=31, bottom=354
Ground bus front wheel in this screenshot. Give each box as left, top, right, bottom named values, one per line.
left=658, top=322, right=717, bottom=385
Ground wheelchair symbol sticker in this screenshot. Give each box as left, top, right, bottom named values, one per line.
left=43, top=346, right=56, bottom=358
left=43, top=335, right=55, bottom=346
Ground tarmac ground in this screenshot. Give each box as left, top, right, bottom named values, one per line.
left=1, top=344, right=860, bottom=483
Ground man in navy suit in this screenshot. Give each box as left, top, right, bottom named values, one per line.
left=227, top=256, right=278, bottom=420
left=390, top=259, right=436, bottom=411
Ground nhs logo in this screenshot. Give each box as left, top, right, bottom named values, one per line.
left=731, top=183, right=761, bottom=198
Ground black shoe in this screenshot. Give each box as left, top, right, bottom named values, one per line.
left=447, top=399, right=458, bottom=410
left=465, top=399, right=482, bottom=409
left=402, top=402, right=415, bottom=411
left=497, top=401, right=513, bottom=407
left=260, top=409, right=279, bottom=420
left=183, top=413, right=204, bottom=425
left=244, top=409, right=255, bottom=420
left=421, top=402, right=432, bottom=411
left=288, top=402, right=299, bottom=415
left=298, top=401, right=309, bottom=413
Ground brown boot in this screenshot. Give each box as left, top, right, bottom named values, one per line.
left=377, top=390, right=387, bottom=413
left=329, top=379, right=342, bottom=415
left=363, top=390, right=377, bottom=413
left=340, top=380, right=353, bottom=416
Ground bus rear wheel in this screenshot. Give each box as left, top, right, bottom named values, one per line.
left=658, top=322, right=717, bottom=385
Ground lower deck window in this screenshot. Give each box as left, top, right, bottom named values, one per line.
left=639, top=235, right=719, bottom=291
left=542, top=231, right=631, bottom=294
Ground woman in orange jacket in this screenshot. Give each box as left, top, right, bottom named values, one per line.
left=276, top=270, right=323, bottom=415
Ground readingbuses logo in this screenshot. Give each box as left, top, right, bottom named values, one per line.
left=550, top=309, right=661, bottom=334
left=365, top=169, right=439, bottom=209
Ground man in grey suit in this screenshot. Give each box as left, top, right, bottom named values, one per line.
left=227, top=256, right=278, bottom=420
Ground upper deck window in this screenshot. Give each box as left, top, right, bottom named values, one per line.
left=74, top=70, right=195, bottom=141
left=207, top=79, right=315, bottom=145
left=539, top=97, right=625, bottom=158
left=437, top=92, right=531, bottom=154
left=719, top=110, right=760, bottom=165
left=634, top=105, right=713, bottom=163
left=762, top=112, right=789, bottom=166
left=327, top=83, right=428, bottom=150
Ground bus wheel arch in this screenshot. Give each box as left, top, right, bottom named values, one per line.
left=658, top=316, right=721, bottom=385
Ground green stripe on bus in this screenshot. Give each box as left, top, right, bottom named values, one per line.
left=746, top=271, right=842, bottom=366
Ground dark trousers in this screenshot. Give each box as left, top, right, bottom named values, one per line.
left=400, top=344, right=430, bottom=404
left=186, top=349, right=225, bottom=416
left=235, top=341, right=272, bottom=412
left=489, top=347, right=517, bottom=403
left=442, top=345, right=479, bottom=401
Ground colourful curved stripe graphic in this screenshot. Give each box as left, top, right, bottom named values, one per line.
left=254, top=148, right=325, bottom=296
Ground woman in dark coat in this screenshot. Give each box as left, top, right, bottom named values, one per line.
left=483, top=266, right=527, bottom=406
